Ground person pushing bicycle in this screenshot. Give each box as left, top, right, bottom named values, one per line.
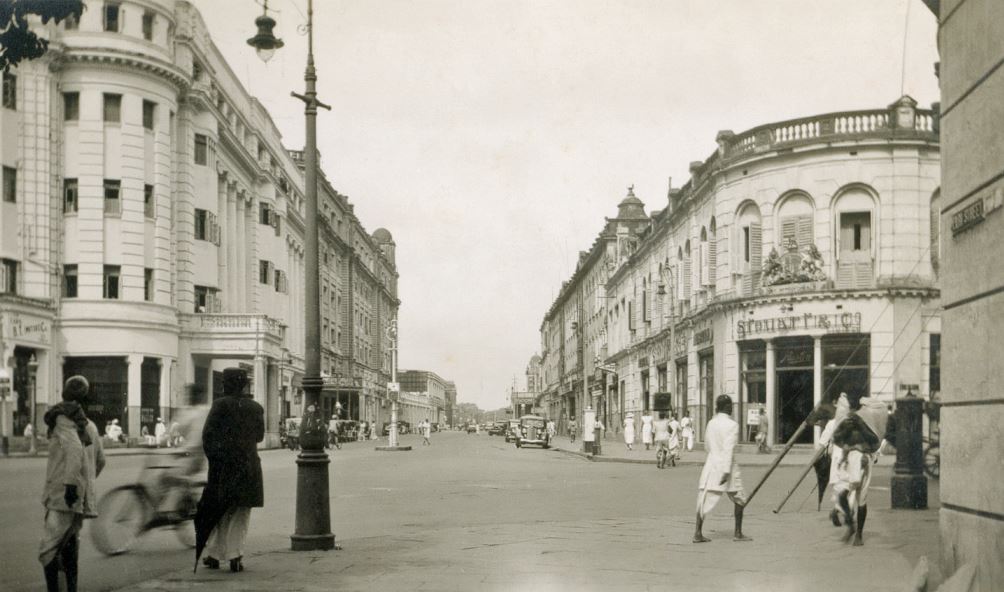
left=653, top=411, right=674, bottom=468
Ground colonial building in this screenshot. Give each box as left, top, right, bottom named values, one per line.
left=0, top=0, right=399, bottom=448
left=602, top=97, right=940, bottom=446
left=396, top=369, right=448, bottom=426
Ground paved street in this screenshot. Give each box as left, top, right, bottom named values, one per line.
left=1, top=431, right=940, bottom=591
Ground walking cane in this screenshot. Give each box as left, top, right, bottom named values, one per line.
left=773, top=445, right=827, bottom=513
left=740, top=420, right=809, bottom=508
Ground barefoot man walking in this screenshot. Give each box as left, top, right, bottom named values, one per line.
left=693, top=394, right=751, bottom=543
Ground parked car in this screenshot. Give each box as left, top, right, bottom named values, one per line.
left=381, top=420, right=412, bottom=436
left=487, top=422, right=507, bottom=436
left=466, top=423, right=478, bottom=434
left=515, top=415, right=550, bottom=449
left=504, top=419, right=521, bottom=443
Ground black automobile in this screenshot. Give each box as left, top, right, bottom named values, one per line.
left=487, top=422, right=507, bottom=436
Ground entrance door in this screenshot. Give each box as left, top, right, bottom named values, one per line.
left=777, top=370, right=814, bottom=443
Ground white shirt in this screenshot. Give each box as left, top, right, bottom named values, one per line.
left=698, top=412, right=741, bottom=492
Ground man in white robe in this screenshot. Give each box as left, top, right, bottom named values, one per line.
left=693, top=395, right=751, bottom=543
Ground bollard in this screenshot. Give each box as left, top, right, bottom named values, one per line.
left=593, top=427, right=602, bottom=456
left=891, top=390, right=928, bottom=509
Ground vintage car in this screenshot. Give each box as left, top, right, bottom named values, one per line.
left=515, top=415, right=550, bottom=449
left=487, top=421, right=507, bottom=436
left=504, top=419, right=521, bottom=443
left=466, top=423, right=478, bottom=434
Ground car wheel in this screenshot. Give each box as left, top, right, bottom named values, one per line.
left=516, top=441, right=521, bottom=448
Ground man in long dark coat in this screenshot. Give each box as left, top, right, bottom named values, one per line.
left=194, top=368, right=264, bottom=573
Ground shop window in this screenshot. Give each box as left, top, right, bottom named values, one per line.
left=822, top=334, right=870, bottom=409
left=144, top=268, right=154, bottom=301
left=103, top=179, right=120, bottom=214
left=3, top=166, right=15, bottom=202
left=929, top=334, right=941, bottom=393
left=63, top=92, right=79, bottom=121
left=675, top=359, right=688, bottom=416
left=2, top=72, right=15, bottom=110
left=63, top=357, right=128, bottom=434
left=104, top=3, right=121, bottom=32
left=0, top=258, right=18, bottom=294
left=699, top=352, right=714, bottom=428
left=144, top=184, right=155, bottom=218
left=102, top=265, right=121, bottom=299
left=143, top=100, right=156, bottom=130
left=63, top=264, right=78, bottom=298
left=103, top=93, right=121, bottom=123
left=194, top=134, right=208, bottom=165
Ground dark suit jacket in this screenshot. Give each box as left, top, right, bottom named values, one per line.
left=202, top=395, right=265, bottom=507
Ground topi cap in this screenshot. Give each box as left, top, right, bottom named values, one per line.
left=222, top=367, right=248, bottom=396
left=63, top=375, right=90, bottom=402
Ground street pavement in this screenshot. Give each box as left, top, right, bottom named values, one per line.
left=1, top=430, right=939, bottom=591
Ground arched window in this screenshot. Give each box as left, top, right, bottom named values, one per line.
left=735, top=202, right=762, bottom=296
left=775, top=192, right=815, bottom=254
left=832, top=186, right=877, bottom=289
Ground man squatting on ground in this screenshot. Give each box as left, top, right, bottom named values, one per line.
left=39, top=376, right=105, bottom=592
left=693, top=394, right=751, bottom=543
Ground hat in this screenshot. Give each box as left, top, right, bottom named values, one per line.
left=626, top=412, right=635, bottom=418
left=157, top=417, right=163, bottom=422
left=222, top=367, right=248, bottom=396
left=62, top=375, right=90, bottom=402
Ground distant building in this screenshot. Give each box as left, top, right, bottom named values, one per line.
left=397, top=369, right=449, bottom=426
left=444, top=381, right=457, bottom=428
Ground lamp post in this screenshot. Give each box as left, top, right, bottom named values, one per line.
left=658, top=260, right=676, bottom=412
left=376, top=317, right=410, bottom=451
left=249, top=0, right=334, bottom=551
left=27, top=353, right=38, bottom=455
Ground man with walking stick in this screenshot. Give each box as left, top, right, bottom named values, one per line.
left=693, top=395, right=751, bottom=543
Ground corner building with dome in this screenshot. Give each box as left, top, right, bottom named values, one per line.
left=0, top=1, right=399, bottom=447
left=539, top=97, right=941, bottom=447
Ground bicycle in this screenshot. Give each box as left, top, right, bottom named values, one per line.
left=91, top=453, right=206, bottom=555
left=923, top=430, right=940, bottom=480
left=655, top=440, right=676, bottom=469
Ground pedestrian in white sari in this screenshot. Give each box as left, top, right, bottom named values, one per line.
left=623, top=413, right=635, bottom=450
left=693, top=395, right=751, bottom=543
left=640, top=412, right=654, bottom=450
left=681, top=410, right=695, bottom=452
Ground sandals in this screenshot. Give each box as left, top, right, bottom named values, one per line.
left=229, top=557, right=244, bottom=572
left=203, top=557, right=220, bottom=570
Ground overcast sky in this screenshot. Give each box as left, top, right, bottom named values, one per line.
left=196, top=0, right=939, bottom=410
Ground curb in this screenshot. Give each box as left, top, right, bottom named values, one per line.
left=552, top=447, right=705, bottom=466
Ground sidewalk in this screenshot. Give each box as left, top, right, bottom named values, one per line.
left=547, top=435, right=897, bottom=468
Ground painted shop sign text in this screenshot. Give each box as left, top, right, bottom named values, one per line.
left=736, top=312, right=862, bottom=339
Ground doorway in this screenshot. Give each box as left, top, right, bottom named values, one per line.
left=775, top=337, right=814, bottom=444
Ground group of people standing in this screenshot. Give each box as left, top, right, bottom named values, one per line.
left=623, top=409, right=694, bottom=458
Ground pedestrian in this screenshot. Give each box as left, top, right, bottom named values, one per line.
left=24, top=421, right=35, bottom=452
left=155, top=417, right=167, bottom=448
left=422, top=418, right=432, bottom=446
left=653, top=411, right=671, bottom=468
left=681, top=410, right=695, bottom=452
left=641, top=410, right=654, bottom=450
left=830, top=394, right=889, bottom=546
left=106, top=419, right=123, bottom=443
left=623, top=413, right=635, bottom=451
left=568, top=418, right=577, bottom=443
left=592, top=416, right=605, bottom=454
left=39, top=375, right=105, bottom=592
left=693, top=395, right=751, bottom=543
left=668, top=413, right=681, bottom=465
left=194, top=368, right=264, bottom=574
left=327, top=415, right=341, bottom=449
left=819, top=392, right=851, bottom=526
left=755, top=409, right=770, bottom=453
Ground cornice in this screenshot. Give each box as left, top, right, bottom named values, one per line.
left=56, top=47, right=190, bottom=92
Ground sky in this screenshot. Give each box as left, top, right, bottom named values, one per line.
left=195, top=0, right=940, bottom=410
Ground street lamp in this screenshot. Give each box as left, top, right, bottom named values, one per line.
left=658, top=259, right=677, bottom=412
left=249, top=0, right=334, bottom=552
left=376, top=317, right=410, bottom=451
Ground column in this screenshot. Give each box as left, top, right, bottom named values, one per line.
left=159, top=357, right=171, bottom=421
left=813, top=336, right=822, bottom=444
left=227, top=185, right=238, bottom=308
left=253, top=355, right=267, bottom=408
left=235, top=197, right=247, bottom=312
left=765, top=339, right=776, bottom=446
left=127, top=354, right=143, bottom=438
left=218, top=177, right=229, bottom=300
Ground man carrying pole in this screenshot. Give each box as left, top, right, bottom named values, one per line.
left=693, top=395, right=751, bottom=543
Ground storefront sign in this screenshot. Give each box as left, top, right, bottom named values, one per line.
left=736, top=312, right=862, bottom=339
left=693, top=327, right=713, bottom=347
left=1, top=312, right=51, bottom=346
left=951, top=199, right=984, bottom=235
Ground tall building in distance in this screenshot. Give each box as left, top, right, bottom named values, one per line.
left=397, top=369, right=449, bottom=427
left=0, top=0, right=399, bottom=447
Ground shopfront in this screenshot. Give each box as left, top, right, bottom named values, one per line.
left=0, top=308, right=53, bottom=438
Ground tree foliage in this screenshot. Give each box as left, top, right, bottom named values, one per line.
left=0, top=1, right=85, bottom=71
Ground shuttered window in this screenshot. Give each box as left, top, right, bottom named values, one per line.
left=781, top=215, right=813, bottom=252
left=837, top=212, right=873, bottom=289
left=743, top=222, right=762, bottom=296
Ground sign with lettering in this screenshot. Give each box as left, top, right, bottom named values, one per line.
left=736, top=312, right=862, bottom=339
left=1, top=312, right=51, bottom=346
left=951, top=199, right=984, bottom=236
left=693, top=326, right=713, bottom=347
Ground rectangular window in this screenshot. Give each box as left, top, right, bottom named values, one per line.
left=259, top=202, right=271, bottom=225
left=194, top=285, right=217, bottom=312
left=144, top=184, right=155, bottom=218
left=929, top=333, right=941, bottom=393
left=144, top=268, right=154, bottom=301
left=142, top=100, right=156, bottom=130
left=194, top=209, right=208, bottom=240
left=64, top=92, right=79, bottom=121
left=0, top=259, right=17, bottom=294
left=103, top=265, right=121, bottom=299
left=104, top=3, right=120, bottom=32
left=2, top=166, right=15, bottom=203
left=64, top=178, right=78, bottom=213
left=103, top=93, right=121, bottom=122
left=743, top=226, right=751, bottom=263
left=194, top=134, right=208, bottom=165
left=142, top=11, right=154, bottom=41
left=63, top=264, right=78, bottom=298
left=259, top=260, right=272, bottom=284
left=103, top=179, right=120, bottom=214
left=2, top=73, right=15, bottom=110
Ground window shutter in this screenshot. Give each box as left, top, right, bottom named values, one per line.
left=781, top=216, right=797, bottom=246
left=642, top=289, right=650, bottom=322
left=677, top=264, right=684, bottom=301
left=701, top=243, right=710, bottom=287
left=708, top=238, right=717, bottom=284
left=0, top=265, right=8, bottom=293
left=274, top=213, right=282, bottom=237
left=628, top=300, right=636, bottom=331
left=796, top=215, right=813, bottom=251
left=748, top=222, right=762, bottom=295
left=855, top=261, right=872, bottom=289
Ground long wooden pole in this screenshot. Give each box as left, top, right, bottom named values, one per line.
left=772, top=444, right=828, bottom=513
left=741, top=420, right=808, bottom=507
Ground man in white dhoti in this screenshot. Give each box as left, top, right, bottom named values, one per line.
left=830, top=395, right=888, bottom=546
left=693, top=395, right=751, bottom=543
left=39, top=376, right=105, bottom=592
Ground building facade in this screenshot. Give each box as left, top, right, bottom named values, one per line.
left=925, top=0, right=1003, bottom=588
left=397, top=369, right=448, bottom=426
left=541, top=98, right=940, bottom=446
left=0, top=0, right=398, bottom=448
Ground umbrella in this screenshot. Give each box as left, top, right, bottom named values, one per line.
left=813, top=451, right=832, bottom=510
left=192, top=494, right=228, bottom=573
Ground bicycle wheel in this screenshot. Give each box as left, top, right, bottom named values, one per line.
left=924, top=444, right=940, bottom=479
left=91, top=486, right=149, bottom=555
left=173, top=480, right=205, bottom=548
